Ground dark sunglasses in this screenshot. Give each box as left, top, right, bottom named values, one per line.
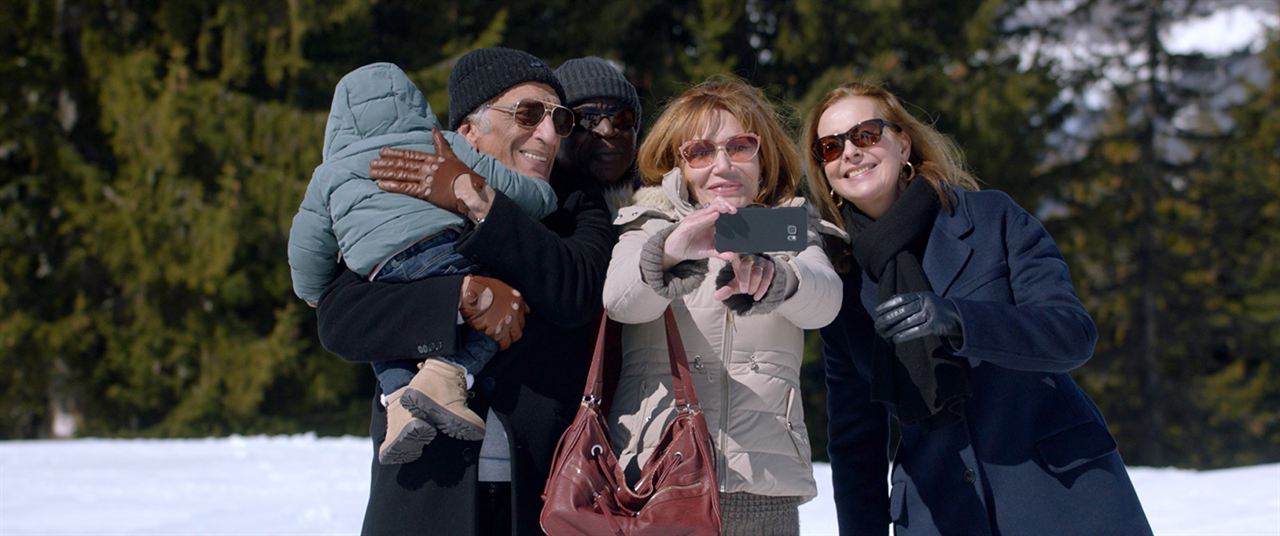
left=488, top=99, right=576, bottom=137
left=812, top=118, right=902, bottom=163
left=679, top=133, right=761, bottom=169
left=573, top=105, right=637, bottom=132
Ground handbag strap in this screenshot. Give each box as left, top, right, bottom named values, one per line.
left=582, top=311, right=616, bottom=404
left=661, top=308, right=700, bottom=409
left=584, top=308, right=701, bottom=410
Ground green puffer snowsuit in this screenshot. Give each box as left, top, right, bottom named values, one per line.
left=288, top=62, right=556, bottom=304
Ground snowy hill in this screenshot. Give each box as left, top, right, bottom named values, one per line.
left=2, top=435, right=1277, bottom=535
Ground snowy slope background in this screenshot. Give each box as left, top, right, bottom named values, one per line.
left=2, top=434, right=1277, bottom=535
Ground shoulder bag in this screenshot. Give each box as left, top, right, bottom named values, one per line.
left=540, top=308, right=721, bottom=535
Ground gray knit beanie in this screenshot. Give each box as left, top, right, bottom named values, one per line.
left=448, top=47, right=566, bottom=130
left=554, top=57, right=641, bottom=124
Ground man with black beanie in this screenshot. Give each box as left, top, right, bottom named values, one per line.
left=315, top=47, right=616, bottom=535
left=553, top=56, right=644, bottom=216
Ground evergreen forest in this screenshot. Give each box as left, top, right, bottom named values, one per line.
left=2, top=0, right=1277, bottom=469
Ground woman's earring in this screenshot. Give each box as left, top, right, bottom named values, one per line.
left=829, top=186, right=844, bottom=208
left=900, top=161, right=916, bottom=183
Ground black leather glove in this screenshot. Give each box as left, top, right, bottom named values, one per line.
left=873, top=291, right=963, bottom=347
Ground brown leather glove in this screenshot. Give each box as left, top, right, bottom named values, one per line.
left=370, top=129, right=486, bottom=215
left=459, top=275, right=529, bottom=350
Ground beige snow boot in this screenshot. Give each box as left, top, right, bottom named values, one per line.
left=401, top=358, right=485, bottom=441
left=378, top=386, right=437, bottom=464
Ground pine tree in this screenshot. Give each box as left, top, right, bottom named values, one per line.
left=1189, top=32, right=1280, bottom=466
left=0, top=0, right=514, bottom=438
left=0, top=1, right=107, bottom=437
left=1015, top=0, right=1278, bottom=466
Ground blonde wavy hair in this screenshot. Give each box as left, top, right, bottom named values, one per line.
left=638, top=76, right=801, bottom=208
left=800, top=81, right=980, bottom=229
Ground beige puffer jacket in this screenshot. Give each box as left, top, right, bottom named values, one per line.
left=602, top=169, right=842, bottom=501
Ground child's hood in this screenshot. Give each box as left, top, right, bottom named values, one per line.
left=322, top=62, right=439, bottom=162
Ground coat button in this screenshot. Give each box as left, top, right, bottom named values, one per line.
left=749, top=363, right=759, bottom=372
left=964, top=468, right=976, bottom=483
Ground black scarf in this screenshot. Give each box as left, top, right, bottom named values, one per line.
left=842, top=178, right=970, bottom=429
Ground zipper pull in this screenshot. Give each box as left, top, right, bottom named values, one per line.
left=785, top=388, right=795, bottom=429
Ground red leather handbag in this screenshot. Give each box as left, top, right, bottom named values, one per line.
left=540, top=308, right=721, bottom=536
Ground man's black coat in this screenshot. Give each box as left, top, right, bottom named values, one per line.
left=317, top=171, right=616, bottom=535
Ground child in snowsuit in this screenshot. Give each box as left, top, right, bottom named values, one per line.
left=288, top=63, right=557, bottom=464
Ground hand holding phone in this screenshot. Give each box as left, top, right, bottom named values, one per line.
left=662, top=202, right=729, bottom=264
left=714, top=206, right=807, bottom=253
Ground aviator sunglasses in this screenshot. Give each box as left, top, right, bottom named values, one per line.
left=679, top=133, right=761, bottom=169
left=487, top=99, right=576, bottom=137
left=574, top=105, right=637, bottom=132
left=812, top=118, right=902, bottom=163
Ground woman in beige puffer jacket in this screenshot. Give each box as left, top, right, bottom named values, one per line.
left=602, top=77, right=842, bottom=536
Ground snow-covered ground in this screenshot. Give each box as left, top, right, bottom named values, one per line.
left=1, top=434, right=1277, bottom=535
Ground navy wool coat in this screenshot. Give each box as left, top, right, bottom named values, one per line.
left=820, top=188, right=1152, bottom=536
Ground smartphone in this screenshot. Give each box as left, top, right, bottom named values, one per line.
left=714, top=206, right=807, bottom=253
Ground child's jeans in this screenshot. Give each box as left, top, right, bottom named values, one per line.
left=369, top=230, right=500, bottom=394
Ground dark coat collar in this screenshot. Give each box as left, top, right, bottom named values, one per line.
left=923, top=187, right=976, bottom=296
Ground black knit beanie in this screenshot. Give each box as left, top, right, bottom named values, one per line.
left=554, top=57, right=641, bottom=126
left=448, top=47, right=566, bottom=130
